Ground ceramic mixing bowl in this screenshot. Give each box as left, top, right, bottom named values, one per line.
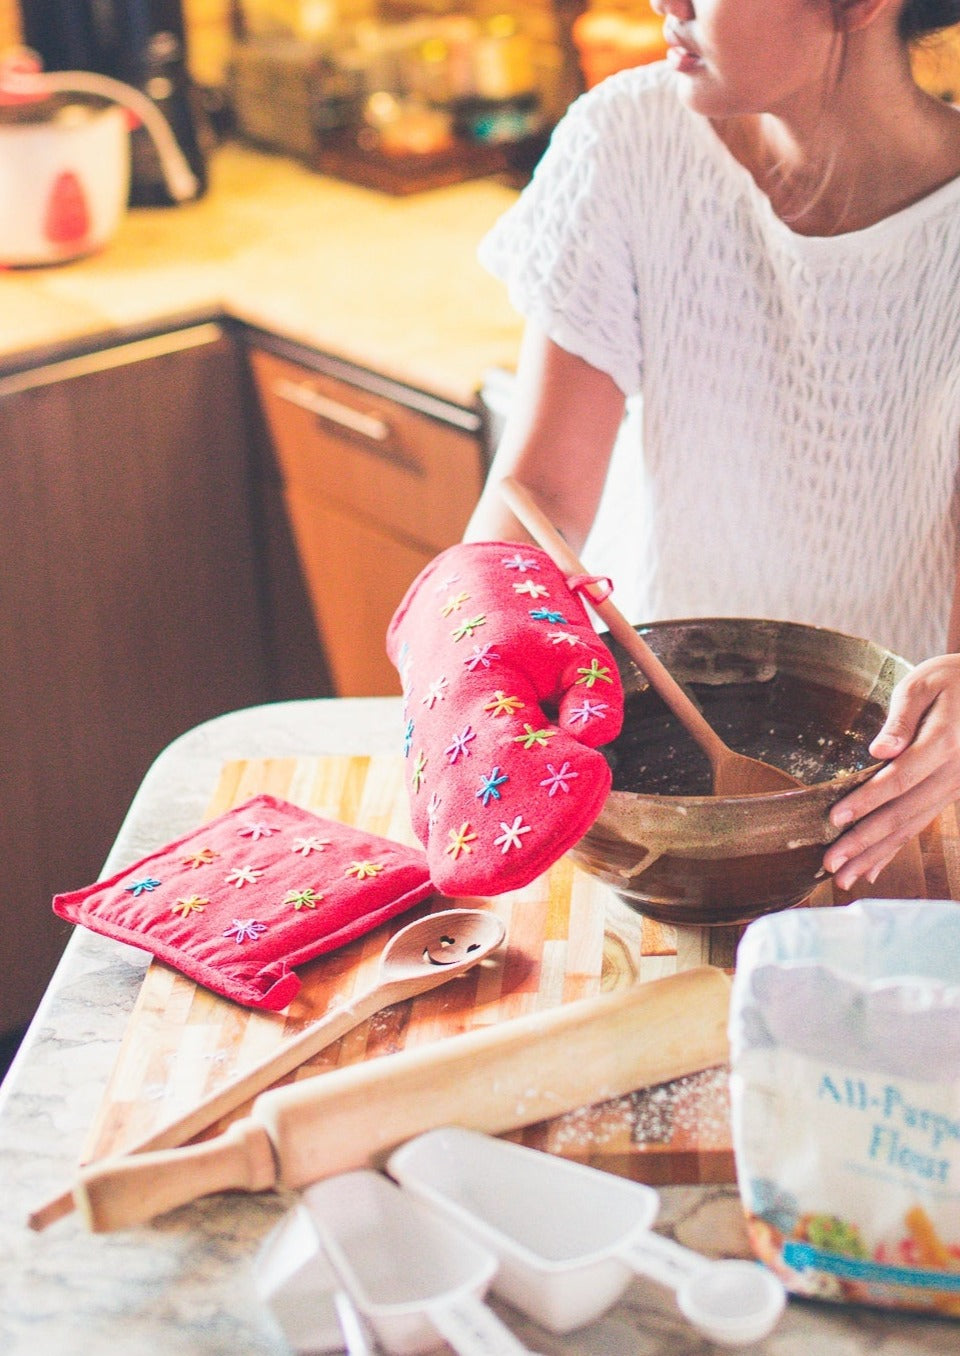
left=571, top=618, right=911, bottom=927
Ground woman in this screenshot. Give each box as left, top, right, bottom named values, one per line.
left=466, top=0, right=960, bottom=891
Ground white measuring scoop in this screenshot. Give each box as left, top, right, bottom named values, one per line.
left=303, top=1169, right=535, bottom=1356
left=388, top=1127, right=786, bottom=1346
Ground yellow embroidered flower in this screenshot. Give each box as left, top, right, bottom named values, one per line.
left=171, top=895, right=208, bottom=917
left=345, top=861, right=384, bottom=881
left=440, top=590, right=470, bottom=616
left=412, top=749, right=427, bottom=792
left=445, top=823, right=478, bottom=858
left=182, top=848, right=218, bottom=868
left=483, top=690, right=524, bottom=717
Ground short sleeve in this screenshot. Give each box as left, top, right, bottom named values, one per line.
left=478, top=78, right=643, bottom=397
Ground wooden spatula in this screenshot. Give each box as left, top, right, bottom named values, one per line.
left=499, top=477, right=803, bottom=797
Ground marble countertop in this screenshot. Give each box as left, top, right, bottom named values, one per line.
left=0, top=143, right=524, bottom=407
left=1, top=696, right=956, bottom=1355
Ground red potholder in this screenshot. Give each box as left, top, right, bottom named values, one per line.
left=52, top=794, right=435, bottom=1010
left=386, top=541, right=624, bottom=896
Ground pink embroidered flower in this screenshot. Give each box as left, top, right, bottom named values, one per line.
left=501, top=553, right=540, bottom=572
left=540, top=762, right=579, bottom=796
left=464, top=644, right=500, bottom=671
left=445, top=726, right=477, bottom=762
left=223, top=918, right=268, bottom=943
left=237, top=821, right=278, bottom=841
left=568, top=697, right=610, bottom=727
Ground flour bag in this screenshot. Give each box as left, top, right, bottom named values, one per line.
left=730, top=900, right=960, bottom=1315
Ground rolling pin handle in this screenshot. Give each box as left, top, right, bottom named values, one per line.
left=74, top=1118, right=278, bottom=1232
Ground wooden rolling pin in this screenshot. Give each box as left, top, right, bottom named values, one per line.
left=73, top=965, right=731, bottom=1232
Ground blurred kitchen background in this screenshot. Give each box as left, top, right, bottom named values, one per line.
left=1, top=0, right=959, bottom=1075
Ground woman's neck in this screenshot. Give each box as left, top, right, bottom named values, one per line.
left=714, top=39, right=960, bottom=236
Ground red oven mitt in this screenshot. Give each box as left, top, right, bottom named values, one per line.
left=52, top=794, right=434, bottom=1011
left=386, top=541, right=624, bottom=896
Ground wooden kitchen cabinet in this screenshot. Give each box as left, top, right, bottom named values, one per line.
left=0, top=322, right=321, bottom=1038
left=247, top=340, right=486, bottom=696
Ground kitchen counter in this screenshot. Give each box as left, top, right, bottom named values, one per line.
left=0, top=142, right=524, bottom=407
left=0, top=696, right=955, bottom=1356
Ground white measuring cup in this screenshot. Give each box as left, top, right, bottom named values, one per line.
left=388, top=1127, right=786, bottom=1346
left=303, top=1170, right=535, bottom=1356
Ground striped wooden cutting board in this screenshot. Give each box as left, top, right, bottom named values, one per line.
left=80, top=755, right=958, bottom=1187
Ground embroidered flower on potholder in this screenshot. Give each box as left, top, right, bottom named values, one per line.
left=52, top=794, right=434, bottom=1011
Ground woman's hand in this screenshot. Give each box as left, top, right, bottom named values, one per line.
left=823, top=654, right=960, bottom=890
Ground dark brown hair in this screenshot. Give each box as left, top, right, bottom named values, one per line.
left=898, top=1, right=960, bottom=39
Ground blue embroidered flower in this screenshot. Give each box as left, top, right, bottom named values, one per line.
left=403, top=717, right=415, bottom=756
left=529, top=607, right=566, bottom=624
left=125, top=877, right=162, bottom=896
left=476, top=766, right=509, bottom=806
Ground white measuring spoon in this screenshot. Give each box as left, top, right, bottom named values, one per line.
left=304, top=1170, right=535, bottom=1356
left=389, top=1127, right=786, bottom=1346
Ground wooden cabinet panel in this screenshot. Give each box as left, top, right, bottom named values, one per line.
left=248, top=345, right=485, bottom=696
left=0, top=325, right=275, bottom=1035
left=283, top=487, right=429, bottom=697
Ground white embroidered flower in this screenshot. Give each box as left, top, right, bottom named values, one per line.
left=494, top=816, right=532, bottom=852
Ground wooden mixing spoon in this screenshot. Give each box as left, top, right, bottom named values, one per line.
left=28, top=908, right=505, bottom=1231
left=499, top=477, right=803, bottom=797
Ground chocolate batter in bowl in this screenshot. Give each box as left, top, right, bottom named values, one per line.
left=571, top=618, right=911, bottom=926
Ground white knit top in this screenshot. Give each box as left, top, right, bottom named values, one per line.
left=479, top=63, right=960, bottom=662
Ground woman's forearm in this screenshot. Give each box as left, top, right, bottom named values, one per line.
left=465, top=324, right=626, bottom=550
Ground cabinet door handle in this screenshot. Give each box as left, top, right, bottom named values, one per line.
left=274, top=378, right=392, bottom=443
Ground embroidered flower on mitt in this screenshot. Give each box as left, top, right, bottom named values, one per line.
left=540, top=762, right=579, bottom=796
left=446, top=823, right=478, bottom=858
left=484, top=690, right=523, bottom=717
left=476, top=767, right=509, bottom=806
left=494, top=817, right=531, bottom=852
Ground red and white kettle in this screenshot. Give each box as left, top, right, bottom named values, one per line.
left=0, top=48, right=200, bottom=267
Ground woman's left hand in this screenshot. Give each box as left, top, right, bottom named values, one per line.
left=823, top=654, right=960, bottom=890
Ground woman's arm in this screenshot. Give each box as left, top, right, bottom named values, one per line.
left=466, top=323, right=626, bottom=549
left=824, top=550, right=960, bottom=889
